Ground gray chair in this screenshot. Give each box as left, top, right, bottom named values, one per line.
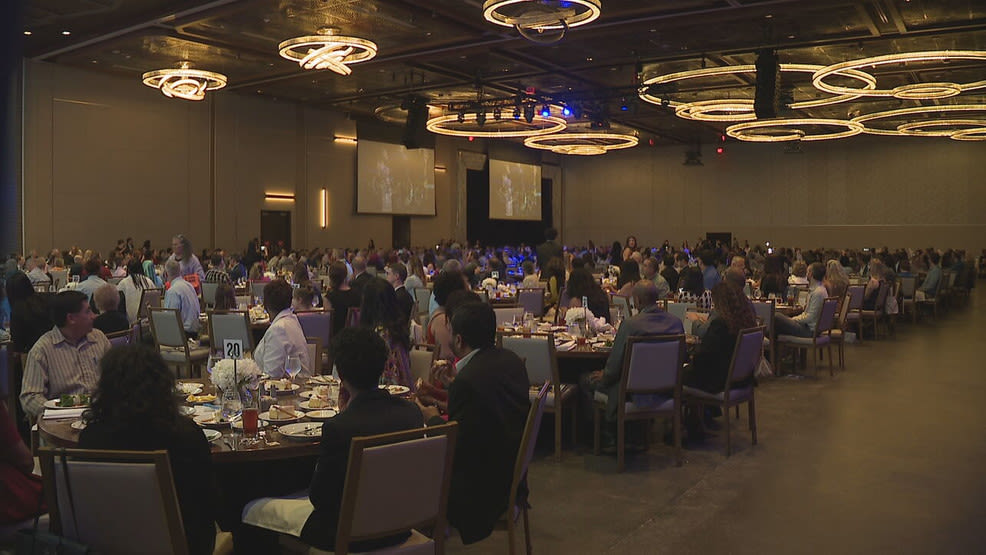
left=776, top=298, right=839, bottom=377
left=201, top=281, right=220, bottom=309
left=137, top=288, right=163, bottom=322
left=494, top=307, right=525, bottom=327
left=751, top=299, right=776, bottom=366
left=684, top=326, right=765, bottom=456
left=250, top=281, right=267, bottom=304
left=593, top=334, right=686, bottom=471
left=844, top=285, right=865, bottom=342
left=858, top=281, right=891, bottom=340
left=611, top=294, right=632, bottom=319
left=410, top=345, right=436, bottom=385
left=50, top=269, right=68, bottom=290
left=899, top=275, right=918, bottom=323
left=499, top=332, right=575, bottom=461
left=38, top=448, right=189, bottom=555
left=413, top=288, right=431, bottom=322
left=516, top=287, right=546, bottom=318
left=501, top=383, right=549, bottom=555
left=149, top=308, right=210, bottom=378
left=207, top=310, right=254, bottom=357
left=296, top=309, right=333, bottom=373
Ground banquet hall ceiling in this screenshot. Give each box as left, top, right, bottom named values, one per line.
left=21, top=0, right=986, bottom=145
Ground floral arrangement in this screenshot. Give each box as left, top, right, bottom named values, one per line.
left=211, top=358, right=262, bottom=392
left=481, top=277, right=498, bottom=289
left=564, top=307, right=608, bottom=332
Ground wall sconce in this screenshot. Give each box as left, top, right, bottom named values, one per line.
left=320, top=188, right=328, bottom=228
left=434, top=165, right=447, bottom=172
left=265, top=193, right=295, bottom=201
left=333, top=135, right=358, bottom=144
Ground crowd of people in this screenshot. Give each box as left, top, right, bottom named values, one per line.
left=1, top=230, right=982, bottom=554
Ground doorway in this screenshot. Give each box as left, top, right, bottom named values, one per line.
left=261, top=210, right=292, bottom=252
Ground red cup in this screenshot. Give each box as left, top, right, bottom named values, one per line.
left=242, top=408, right=259, bottom=436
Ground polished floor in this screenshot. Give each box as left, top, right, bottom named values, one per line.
left=448, top=286, right=986, bottom=555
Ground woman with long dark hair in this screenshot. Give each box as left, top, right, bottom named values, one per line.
left=685, top=282, right=758, bottom=395
left=359, top=278, right=412, bottom=389
left=561, top=268, right=611, bottom=323
left=615, top=260, right=642, bottom=296
left=7, top=272, right=51, bottom=354
left=79, top=345, right=217, bottom=554
left=758, top=254, right=788, bottom=298
left=118, top=260, right=156, bottom=324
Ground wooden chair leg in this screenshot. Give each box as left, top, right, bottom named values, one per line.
left=673, top=407, right=682, bottom=467
left=507, top=512, right=517, bottom=555
left=724, top=404, right=732, bottom=456
left=570, top=400, right=577, bottom=448
left=592, top=406, right=601, bottom=455
left=749, top=397, right=758, bottom=445
left=554, top=408, right=562, bottom=462
left=828, top=344, right=834, bottom=376
left=617, top=417, right=625, bottom=472
left=522, top=506, right=532, bottom=555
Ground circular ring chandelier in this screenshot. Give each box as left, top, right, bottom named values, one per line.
left=278, top=27, right=377, bottom=75
left=524, top=131, right=638, bottom=155
left=141, top=65, right=227, bottom=101
left=483, top=0, right=601, bottom=43
left=897, top=119, right=986, bottom=137
left=726, top=118, right=863, bottom=142
left=951, top=127, right=986, bottom=141
left=640, top=63, right=877, bottom=120
left=426, top=112, right=567, bottom=138
left=812, top=51, right=986, bottom=100
left=850, top=104, right=986, bottom=137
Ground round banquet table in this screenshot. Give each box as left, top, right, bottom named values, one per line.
left=37, top=378, right=329, bottom=464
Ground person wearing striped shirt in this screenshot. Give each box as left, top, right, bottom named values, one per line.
left=20, top=290, right=110, bottom=420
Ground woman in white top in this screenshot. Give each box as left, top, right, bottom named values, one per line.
left=252, top=279, right=311, bottom=379
left=117, top=261, right=156, bottom=324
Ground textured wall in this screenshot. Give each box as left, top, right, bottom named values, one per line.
left=561, top=137, right=986, bottom=252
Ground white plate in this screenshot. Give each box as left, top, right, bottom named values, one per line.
left=232, top=418, right=270, bottom=430
left=380, top=385, right=410, bottom=396
left=260, top=409, right=304, bottom=423
left=187, top=394, right=218, bottom=404
left=305, top=410, right=337, bottom=421
left=264, top=381, right=301, bottom=393
left=179, top=406, right=196, bottom=416
left=176, top=382, right=203, bottom=395
left=44, top=398, right=89, bottom=410
left=299, top=399, right=335, bottom=411
left=278, top=422, right=323, bottom=440
left=70, top=420, right=87, bottom=431
left=298, top=390, right=316, bottom=399
left=203, top=429, right=222, bottom=443
left=194, top=412, right=225, bottom=427
left=308, top=375, right=339, bottom=385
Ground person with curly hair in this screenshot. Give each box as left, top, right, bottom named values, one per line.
left=79, top=344, right=217, bottom=555
left=685, top=282, right=758, bottom=395
left=426, top=270, right=468, bottom=361
left=359, top=278, right=412, bottom=389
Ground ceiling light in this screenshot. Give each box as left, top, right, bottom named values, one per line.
left=675, top=100, right=756, bottom=121
left=812, top=51, right=986, bottom=99
left=278, top=27, right=377, bottom=76
left=141, top=63, right=227, bottom=101
left=427, top=111, right=567, bottom=138
left=851, top=104, right=986, bottom=137
left=483, top=0, right=602, bottom=33
left=562, top=106, right=572, bottom=117
left=640, top=63, right=877, bottom=119
left=524, top=131, right=638, bottom=156
left=61, top=30, right=71, bottom=36
left=951, top=128, right=986, bottom=141
left=23, top=30, right=32, bottom=36
left=726, top=118, right=863, bottom=142
left=540, top=104, right=551, bottom=117
left=896, top=119, right=986, bottom=137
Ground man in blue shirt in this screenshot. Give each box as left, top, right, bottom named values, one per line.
left=699, top=250, right=721, bottom=291
left=164, top=259, right=202, bottom=339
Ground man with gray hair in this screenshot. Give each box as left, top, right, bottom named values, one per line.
left=164, top=258, right=201, bottom=339
left=640, top=257, right=671, bottom=299
left=350, top=255, right=372, bottom=296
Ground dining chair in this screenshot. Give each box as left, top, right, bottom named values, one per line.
left=899, top=275, right=918, bottom=323
left=306, top=336, right=322, bottom=379
left=149, top=307, right=210, bottom=378
left=297, top=309, right=333, bottom=374
left=858, top=281, right=891, bottom=340
left=776, top=298, right=839, bottom=377
left=592, top=335, right=686, bottom=471
left=826, top=290, right=852, bottom=370
left=32, top=281, right=51, bottom=293
left=242, top=423, right=458, bottom=555
left=38, top=447, right=189, bottom=555
left=666, top=301, right=695, bottom=323
left=916, top=272, right=945, bottom=321
left=499, top=383, right=549, bottom=555
left=201, top=281, right=220, bottom=309
left=50, top=269, right=68, bottom=290
left=751, top=299, right=776, bottom=366
left=844, top=285, right=865, bottom=343
left=413, top=288, right=431, bottom=323
left=207, top=310, right=255, bottom=357
left=409, top=344, right=436, bottom=385
left=499, top=331, right=575, bottom=461
left=684, top=326, right=764, bottom=456
left=250, top=281, right=267, bottom=304
left=611, top=294, right=632, bottom=319
left=516, top=287, right=546, bottom=318
left=494, top=307, right=525, bottom=327
left=105, top=327, right=133, bottom=349
left=137, top=287, right=164, bottom=322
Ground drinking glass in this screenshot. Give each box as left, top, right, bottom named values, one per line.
left=284, top=355, right=303, bottom=386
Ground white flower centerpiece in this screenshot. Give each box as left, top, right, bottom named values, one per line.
left=211, top=358, right=262, bottom=392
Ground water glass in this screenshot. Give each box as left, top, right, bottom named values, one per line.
left=285, top=355, right=303, bottom=383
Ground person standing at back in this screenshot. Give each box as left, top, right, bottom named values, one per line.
left=168, top=234, right=206, bottom=282
left=536, top=227, right=563, bottom=269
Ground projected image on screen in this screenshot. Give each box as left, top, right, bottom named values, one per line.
left=357, top=140, right=435, bottom=215
left=489, top=160, right=541, bottom=221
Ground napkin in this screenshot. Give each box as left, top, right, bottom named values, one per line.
left=43, top=408, right=86, bottom=420
left=556, top=341, right=576, bottom=352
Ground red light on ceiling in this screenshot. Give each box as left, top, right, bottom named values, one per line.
left=648, top=138, right=655, bottom=146
left=716, top=146, right=724, bottom=154
left=468, top=136, right=475, bottom=142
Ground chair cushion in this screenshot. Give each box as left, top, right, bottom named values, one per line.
left=532, top=384, right=576, bottom=408
left=594, top=391, right=675, bottom=414
left=776, top=335, right=830, bottom=346
left=683, top=385, right=754, bottom=404
left=241, top=493, right=313, bottom=537
left=316, top=528, right=433, bottom=555
left=159, top=346, right=211, bottom=363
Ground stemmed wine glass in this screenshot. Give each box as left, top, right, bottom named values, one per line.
left=284, top=355, right=303, bottom=388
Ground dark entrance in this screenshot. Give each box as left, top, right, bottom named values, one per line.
left=261, top=210, right=292, bottom=252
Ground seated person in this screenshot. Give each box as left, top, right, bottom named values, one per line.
left=641, top=256, right=671, bottom=299
left=915, top=251, right=941, bottom=301
left=583, top=281, right=684, bottom=424
left=20, top=291, right=110, bottom=420
left=417, top=301, right=529, bottom=545
left=774, top=262, right=828, bottom=338
left=300, top=327, right=423, bottom=550
left=79, top=345, right=217, bottom=555
left=684, top=283, right=758, bottom=394
left=426, top=270, right=467, bottom=362
left=253, top=279, right=310, bottom=379
left=92, top=283, right=130, bottom=335
left=204, top=253, right=231, bottom=284
left=163, top=259, right=201, bottom=339
left=213, top=282, right=237, bottom=311
left=520, top=260, right=540, bottom=288
left=787, top=261, right=809, bottom=287
left=0, top=400, right=45, bottom=526
left=291, top=283, right=316, bottom=312
left=862, top=260, right=886, bottom=310
left=75, top=258, right=108, bottom=304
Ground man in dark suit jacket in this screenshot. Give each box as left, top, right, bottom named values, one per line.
left=301, top=327, right=423, bottom=551
left=385, top=262, right=415, bottom=326
left=535, top=227, right=563, bottom=270
left=418, top=301, right=530, bottom=545
left=349, top=255, right=373, bottom=298
left=584, top=281, right=684, bottom=421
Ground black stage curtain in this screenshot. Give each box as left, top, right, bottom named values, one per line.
left=466, top=167, right=552, bottom=248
